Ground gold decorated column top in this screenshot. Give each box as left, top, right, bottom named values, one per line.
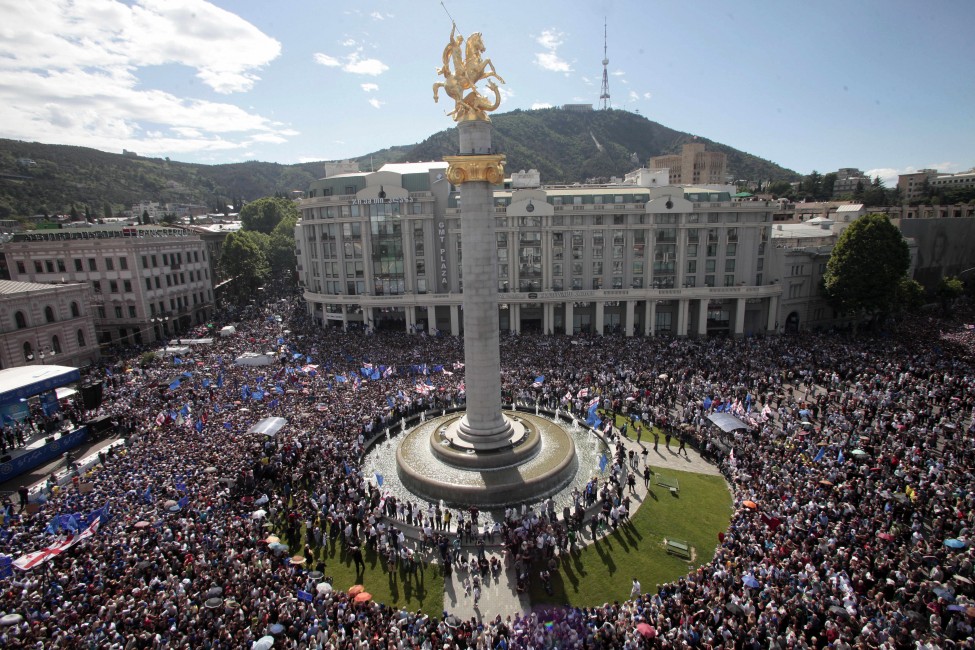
left=443, top=154, right=505, bottom=185
left=433, top=24, right=505, bottom=122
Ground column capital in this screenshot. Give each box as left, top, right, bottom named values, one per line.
left=444, top=154, right=506, bottom=185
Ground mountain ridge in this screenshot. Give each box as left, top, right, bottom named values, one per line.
left=0, top=109, right=798, bottom=219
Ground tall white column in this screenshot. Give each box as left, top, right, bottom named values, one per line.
left=450, top=305, right=460, bottom=336
left=594, top=302, right=604, bottom=335
left=647, top=301, right=655, bottom=336
left=734, top=298, right=746, bottom=337
left=511, top=304, right=521, bottom=334
left=406, top=306, right=416, bottom=333
left=697, top=299, right=708, bottom=337
left=448, top=121, right=513, bottom=448
left=767, top=295, right=779, bottom=333
left=676, top=299, right=688, bottom=337
left=565, top=302, right=574, bottom=335
left=624, top=301, right=635, bottom=337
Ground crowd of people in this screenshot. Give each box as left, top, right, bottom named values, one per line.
left=2, top=282, right=975, bottom=648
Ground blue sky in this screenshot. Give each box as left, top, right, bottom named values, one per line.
left=1, top=0, right=973, bottom=185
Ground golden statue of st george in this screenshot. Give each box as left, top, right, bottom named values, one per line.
left=433, top=23, right=505, bottom=122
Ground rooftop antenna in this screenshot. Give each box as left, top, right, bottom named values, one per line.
left=599, top=18, right=610, bottom=110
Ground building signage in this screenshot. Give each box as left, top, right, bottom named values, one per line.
left=437, top=220, right=449, bottom=291
left=351, top=197, right=415, bottom=205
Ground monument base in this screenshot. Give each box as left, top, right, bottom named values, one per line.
left=395, top=411, right=578, bottom=508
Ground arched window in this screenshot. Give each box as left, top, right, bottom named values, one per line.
left=71, top=302, right=80, bottom=317
left=23, top=342, right=33, bottom=361
left=45, top=306, right=56, bottom=323
left=52, top=335, right=62, bottom=354
left=15, top=311, right=27, bottom=329
left=77, top=329, right=86, bottom=347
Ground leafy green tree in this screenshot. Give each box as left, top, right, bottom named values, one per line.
left=801, top=171, right=822, bottom=201
left=70, top=204, right=80, bottom=221
left=267, top=211, right=298, bottom=278
left=937, top=276, right=965, bottom=314
left=823, top=213, right=910, bottom=324
left=239, top=196, right=300, bottom=235
left=894, top=277, right=925, bottom=313
left=104, top=203, right=113, bottom=218
left=767, top=180, right=793, bottom=198
left=220, top=230, right=271, bottom=303
left=820, top=173, right=837, bottom=201
left=142, top=209, right=150, bottom=225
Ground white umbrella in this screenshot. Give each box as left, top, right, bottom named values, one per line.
left=251, top=509, right=267, bottom=520
left=252, top=636, right=274, bottom=650
left=316, top=582, right=333, bottom=594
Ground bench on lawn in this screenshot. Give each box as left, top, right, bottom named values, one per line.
left=665, top=538, right=691, bottom=559
left=655, top=473, right=680, bottom=496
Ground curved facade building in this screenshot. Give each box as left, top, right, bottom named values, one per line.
left=296, top=163, right=782, bottom=337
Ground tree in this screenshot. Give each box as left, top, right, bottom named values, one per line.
left=820, top=173, right=837, bottom=201
left=220, top=230, right=271, bottom=303
left=142, top=209, right=150, bottom=225
left=103, top=203, right=113, bottom=218
left=239, top=196, right=300, bottom=235
left=936, top=276, right=965, bottom=315
left=801, top=171, right=822, bottom=201
left=267, top=211, right=298, bottom=278
left=823, top=213, right=910, bottom=323
left=70, top=204, right=80, bottom=221
left=894, top=277, right=925, bottom=313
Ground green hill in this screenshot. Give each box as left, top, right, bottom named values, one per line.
left=0, top=109, right=797, bottom=219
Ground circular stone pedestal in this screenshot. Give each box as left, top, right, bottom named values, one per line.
left=431, top=414, right=539, bottom=470
left=395, top=411, right=578, bottom=508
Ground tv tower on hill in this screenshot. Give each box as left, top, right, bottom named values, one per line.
left=599, top=18, right=611, bottom=110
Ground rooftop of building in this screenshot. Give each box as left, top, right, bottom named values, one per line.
left=0, top=279, right=87, bottom=295
left=377, top=161, right=448, bottom=175
left=8, top=225, right=196, bottom=242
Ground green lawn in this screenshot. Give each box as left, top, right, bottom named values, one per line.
left=529, top=467, right=732, bottom=607
left=273, top=526, right=446, bottom=616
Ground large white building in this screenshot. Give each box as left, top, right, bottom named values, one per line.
left=295, top=163, right=782, bottom=337
left=0, top=280, right=99, bottom=369
left=2, top=226, right=215, bottom=347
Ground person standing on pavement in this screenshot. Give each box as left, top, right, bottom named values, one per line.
left=678, top=431, right=689, bottom=457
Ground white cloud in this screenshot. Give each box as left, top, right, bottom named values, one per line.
left=342, top=39, right=357, bottom=47
left=369, top=11, right=392, bottom=21
left=344, top=52, right=389, bottom=76
left=534, top=29, right=572, bottom=73
left=643, top=92, right=653, bottom=100
left=531, top=102, right=553, bottom=110
left=498, top=86, right=515, bottom=102
left=314, top=53, right=341, bottom=67
left=314, top=49, right=389, bottom=76
left=361, top=83, right=379, bottom=92
left=0, top=0, right=292, bottom=157
left=629, top=91, right=639, bottom=102
left=580, top=76, right=592, bottom=85
left=368, top=98, right=384, bottom=109
left=611, top=70, right=625, bottom=77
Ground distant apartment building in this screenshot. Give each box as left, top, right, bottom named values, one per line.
left=1, top=226, right=215, bottom=347
left=929, top=169, right=975, bottom=194
left=831, top=168, right=872, bottom=198
left=898, top=170, right=938, bottom=202
left=649, top=142, right=727, bottom=186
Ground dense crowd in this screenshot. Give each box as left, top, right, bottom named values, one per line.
left=2, top=284, right=975, bottom=648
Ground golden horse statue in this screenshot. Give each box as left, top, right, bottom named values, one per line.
left=433, top=24, right=505, bottom=122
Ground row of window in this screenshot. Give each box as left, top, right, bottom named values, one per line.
left=19, top=331, right=86, bottom=361
left=11, top=302, right=84, bottom=329
left=16, top=250, right=205, bottom=276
